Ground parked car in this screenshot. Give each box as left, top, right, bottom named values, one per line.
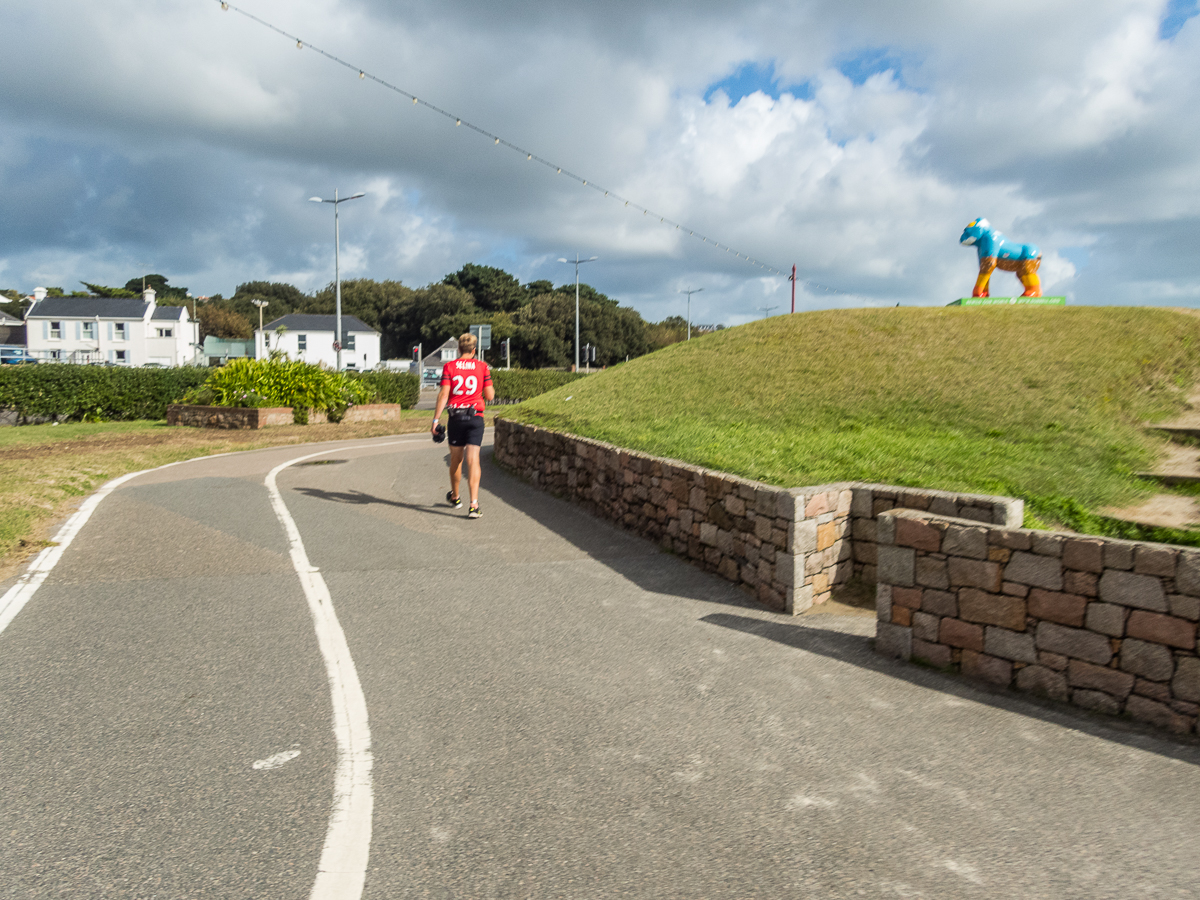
left=0, top=346, right=38, bottom=364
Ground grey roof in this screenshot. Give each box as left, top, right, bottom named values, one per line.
left=0, top=309, right=21, bottom=325
left=26, top=297, right=150, bottom=319
left=263, top=314, right=377, bottom=334
left=152, top=306, right=188, bottom=321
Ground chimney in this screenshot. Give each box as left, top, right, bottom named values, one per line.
left=143, top=287, right=156, bottom=305
left=33, top=287, right=47, bottom=301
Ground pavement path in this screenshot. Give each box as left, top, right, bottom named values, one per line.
left=1, top=432, right=1199, bottom=898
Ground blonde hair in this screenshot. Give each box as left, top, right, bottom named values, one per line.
left=458, top=333, right=478, bottom=354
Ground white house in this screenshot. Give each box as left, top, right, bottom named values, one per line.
left=258, top=314, right=381, bottom=370
left=24, top=287, right=199, bottom=366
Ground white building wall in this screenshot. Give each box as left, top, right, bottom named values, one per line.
left=26, top=309, right=199, bottom=366
left=262, top=329, right=381, bottom=370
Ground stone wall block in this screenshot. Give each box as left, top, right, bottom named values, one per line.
left=911, top=638, right=952, bottom=667
left=912, top=611, right=940, bottom=642
left=1175, top=552, right=1200, bottom=596
left=878, top=545, right=916, bottom=587
left=928, top=496, right=957, bottom=517
left=754, top=489, right=777, bottom=517
left=1098, top=570, right=1168, bottom=612
left=1170, top=594, right=1200, bottom=621
left=805, top=493, right=830, bottom=518
left=961, top=650, right=1013, bottom=686
left=1104, top=542, right=1135, bottom=571
left=1125, top=611, right=1196, bottom=650
left=943, top=525, right=988, bottom=559
left=1125, top=695, right=1194, bottom=734
left=915, top=556, right=950, bottom=589
left=984, top=626, right=1037, bottom=663
left=1073, top=690, right=1121, bottom=715
left=1004, top=552, right=1063, bottom=591
left=1172, top=658, right=1200, bottom=703
left=876, top=514, right=897, bottom=546
left=788, top=583, right=814, bottom=615
left=948, top=558, right=1003, bottom=592
left=1031, top=533, right=1065, bottom=557
left=1063, top=570, right=1099, bottom=597
left=895, top=517, right=942, bottom=552
left=1062, top=539, right=1105, bottom=573
left=794, top=519, right=818, bottom=555
left=958, top=589, right=1026, bottom=630
left=1085, top=602, right=1128, bottom=637
left=922, top=589, right=958, bottom=618
left=1134, top=546, right=1177, bottom=578
left=1067, top=660, right=1134, bottom=699
left=1027, top=589, right=1087, bottom=627
left=990, top=529, right=1032, bottom=551
left=892, top=587, right=923, bottom=610
left=1119, top=638, right=1175, bottom=682
left=855, top=542, right=879, bottom=566
left=1016, top=664, right=1070, bottom=700
left=876, top=583, right=893, bottom=622
left=940, top=618, right=984, bottom=651
left=876, top=622, right=912, bottom=661
left=850, top=488, right=874, bottom=518
left=1036, top=622, right=1113, bottom=666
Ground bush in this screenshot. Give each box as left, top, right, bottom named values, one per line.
left=0, top=364, right=210, bottom=422
left=346, top=370, right=419, bottom=408
left=490, top=369, right=586, bottom=402
left=185, top=358, right=376, bottom=421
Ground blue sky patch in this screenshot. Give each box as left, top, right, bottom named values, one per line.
left=1160, top=0, right=1198, bottom=39
left=835, top=47, right=906, bottom=87
left=703, top=60, right=813, bottom=105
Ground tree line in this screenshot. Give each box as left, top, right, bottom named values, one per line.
left=194, top=264, right=716, bottom=368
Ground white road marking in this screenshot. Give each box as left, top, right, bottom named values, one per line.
left=254, top=749, right=303, bottom=770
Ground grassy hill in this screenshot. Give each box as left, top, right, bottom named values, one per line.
left=506, top=306, right=1200, bottom=531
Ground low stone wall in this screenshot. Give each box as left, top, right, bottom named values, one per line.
left=167, top=403, right=403, bottom=429
left=492, top=419, right=1019, bottom=614
left=874, top=508, right=1200, bottom=735
left=167, top=404, right=293, bottom=429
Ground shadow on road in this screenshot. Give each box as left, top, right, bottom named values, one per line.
left=703, top=611, right=1200, bottom=764
left=291, top=486, right=464, bottom=519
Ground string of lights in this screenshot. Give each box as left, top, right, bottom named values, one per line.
left=213, top=0, right=863, bottom=298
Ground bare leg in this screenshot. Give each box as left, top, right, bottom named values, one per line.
left=464, top=445, right=482, bottom=505
left=449, top=446, right=464, bottom=500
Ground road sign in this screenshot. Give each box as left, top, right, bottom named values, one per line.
left=332, top=341, right=341, bottom=352
left=469, top=324, right=492, bottom=350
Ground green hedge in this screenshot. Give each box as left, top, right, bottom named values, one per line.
left=490, top=370, right=587, bottom=402
left=0, top=364, right=210, bottom=422
left=346, top=370, right=419, bottom=408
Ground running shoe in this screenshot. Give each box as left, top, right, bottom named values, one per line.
left=446, top=490, right=462, bottom=509
left=467, top=503, right=482, bottom=519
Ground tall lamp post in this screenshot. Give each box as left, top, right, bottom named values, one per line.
left=557, top=254, right=598, bottom=371
left=679, top=287, right=703, bottom=340
left=251, top=299, right=269, bottom=359
left=309, top=190, right=365, bottom=371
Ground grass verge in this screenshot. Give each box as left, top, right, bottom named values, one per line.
left=507, top=306, right=1200, bottom=538
left=0, top=409, right=446, bottom=578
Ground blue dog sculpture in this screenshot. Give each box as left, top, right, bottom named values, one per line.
left=959, top=219, right=1042, bottom=297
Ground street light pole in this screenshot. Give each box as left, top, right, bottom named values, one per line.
left=557, top=254, right=598, bottom=371
left=309, top=190, right=365, bottom=370
left=679, top=287, right=703, bottom=340
left=251, top=299, right=269, bottom=359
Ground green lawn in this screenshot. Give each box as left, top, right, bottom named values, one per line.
left=507, top=306, right=1200, bottom=527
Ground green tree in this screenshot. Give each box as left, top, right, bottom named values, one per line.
left=378, top=284, right=477, bottom=359
left=647, top=315, right=688, bottom=351
left=512, top=288, right=649, bottom=368
left=82, top=282, right=139, bottom=298
left=310, top=279, right=414, bottom=329
left=197, top=305, right=253, bottom=341
left=123, top=274, right=189, bottom=300
left=443, top=263, right=528, bottom=312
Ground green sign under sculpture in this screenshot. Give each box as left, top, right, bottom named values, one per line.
left=947, top=296, right=1066, bottom=307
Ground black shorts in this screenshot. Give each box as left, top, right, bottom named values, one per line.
left=447, top=409, right=485, bottom=447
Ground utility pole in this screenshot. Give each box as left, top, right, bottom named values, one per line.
left=251, top=299, right=268, bottom=358
left=789, top=264, right=796, bottom=314
left=756, top=304, right=779, bottom=319
left=309, top=190, right=365, bottom=370
left=679, top=287, right=703, bottom=340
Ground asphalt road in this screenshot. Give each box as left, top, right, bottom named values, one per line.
left=2, top=432, right=1199, bottom=899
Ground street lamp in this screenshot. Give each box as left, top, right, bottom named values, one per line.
left=679, top=287, right=703, bottom=340
left=556, top=254, right=598, bottom=371
left=309, top=190, right=365, bottom=371
left=251, top=299, right=269, bottom=358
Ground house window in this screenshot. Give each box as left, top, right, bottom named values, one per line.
left=298, top=334, right=307, bottom=351
left=345, top=334, right=356, bottom=351
left=440, top=348, right=457, bottom=361
left=82, top=321, right=95, bottom=340
left=114, top=323, right=127, bottom=340
left=50, top=321, right=62, bottom=339
left=156, top=327, right=173, bottom=338
left=114, top=350, right=127, bottom=364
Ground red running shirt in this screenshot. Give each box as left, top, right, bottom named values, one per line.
left=440, top=357, right=492, bottom=413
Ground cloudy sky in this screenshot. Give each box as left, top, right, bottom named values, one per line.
left=1, top=0, right=1197, bottom=328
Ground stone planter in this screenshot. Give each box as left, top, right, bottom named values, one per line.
left=166, top=403, right=405, bottom=429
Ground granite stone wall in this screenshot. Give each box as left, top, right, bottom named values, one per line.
left=874, top=508, right=1200, bottom=735
left=492, top=419, right=1019, bottom=614
left=167, top=403, right=403, bottom=429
